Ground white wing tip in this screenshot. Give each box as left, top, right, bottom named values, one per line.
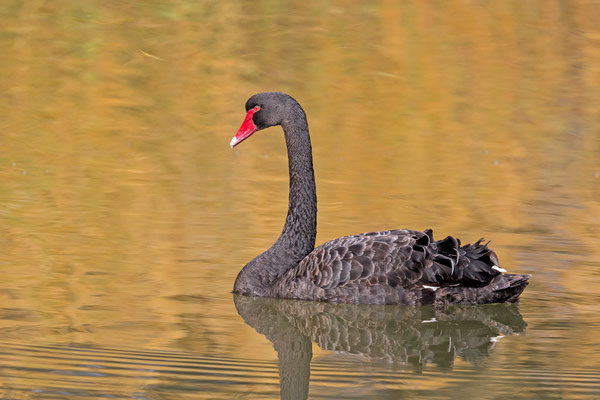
left=492, top=265, right=507, bottom=273
left=490, top=335, right=504, bottom=343
left=422, top=285, right=439, bottom=291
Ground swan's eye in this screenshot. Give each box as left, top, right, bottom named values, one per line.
left=253, top=105, right=261, bottom=112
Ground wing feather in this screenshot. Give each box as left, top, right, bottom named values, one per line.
left=271, top=229, right=506, bottom=305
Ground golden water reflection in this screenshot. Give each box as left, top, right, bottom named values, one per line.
left=1, top=1, right=599, bottom=398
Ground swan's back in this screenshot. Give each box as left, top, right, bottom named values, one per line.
left=271, top=229, right=530, bottom=305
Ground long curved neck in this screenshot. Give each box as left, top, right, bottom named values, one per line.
left=274, top=112, right=317, bottom=258
left=234, top=105, right=317, bottom=296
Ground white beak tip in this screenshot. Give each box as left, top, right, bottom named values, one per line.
left=230, top=137, right=238, bottom=148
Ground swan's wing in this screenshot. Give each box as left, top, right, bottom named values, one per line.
left=272, top=229, right=505, bottom=304
left=307, top=230, right=423, bottom=290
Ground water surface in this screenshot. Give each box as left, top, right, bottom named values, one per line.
left=1, top=1, right=599, bottom=399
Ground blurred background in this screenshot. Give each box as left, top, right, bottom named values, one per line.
left=0, top=1, right=599, bottom=398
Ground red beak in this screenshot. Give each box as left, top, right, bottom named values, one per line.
left=230, top=108, right=259, bottom=148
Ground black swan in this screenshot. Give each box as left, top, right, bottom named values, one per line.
left=230, top=92, right=530, bottom=305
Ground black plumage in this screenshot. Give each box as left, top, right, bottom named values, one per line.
left=231, top=92, right=530, bottom=305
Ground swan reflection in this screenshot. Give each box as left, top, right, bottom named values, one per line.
left=234, top=295, right=527, bottom=399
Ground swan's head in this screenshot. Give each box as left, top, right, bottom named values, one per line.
left=230, top=92, right=300, bottom=148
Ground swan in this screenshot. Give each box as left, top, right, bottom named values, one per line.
left=230, top=92, right=530, bottom=305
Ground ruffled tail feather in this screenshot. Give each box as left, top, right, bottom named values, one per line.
left=456, top=239, right=502, bottom=286
left=417, top=230, right=531, bottom=304
left=423, top=233, right=504, bottom=287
